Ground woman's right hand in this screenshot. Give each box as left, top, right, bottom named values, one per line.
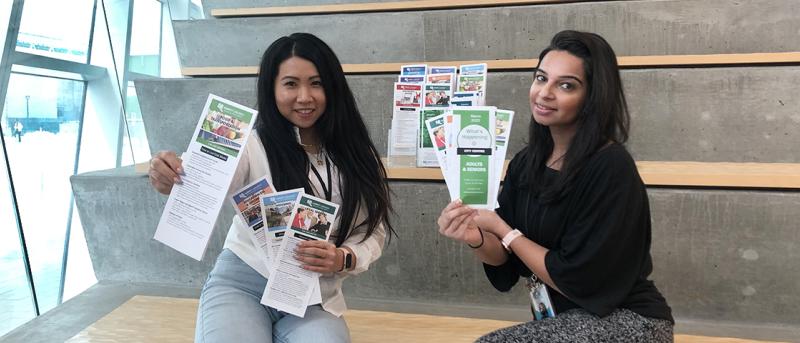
left=148, top=151, right=183, bottom=195
left=436, top=199, right=482, bottom=246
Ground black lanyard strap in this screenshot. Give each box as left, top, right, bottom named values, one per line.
left=309, top=155, right=332, bottom=201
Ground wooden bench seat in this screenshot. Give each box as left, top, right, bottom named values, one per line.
left=65, top=296, right=789, bottom=343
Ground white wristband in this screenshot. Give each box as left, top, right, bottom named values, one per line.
left=501, top=229, right=523, bottom=251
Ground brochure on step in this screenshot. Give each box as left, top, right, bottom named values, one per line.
left=389, top=62, right=513, bottom=208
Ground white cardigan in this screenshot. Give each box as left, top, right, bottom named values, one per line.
left=222, top=134, right=386, bottom=317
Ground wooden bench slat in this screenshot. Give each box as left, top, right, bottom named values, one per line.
left=180, top=52, right=800, bottom=76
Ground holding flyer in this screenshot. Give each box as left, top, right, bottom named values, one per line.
left=147, top=33, right=396, bottom=341
left=259, top=189, right=304, bottom=262
left=154, top=94, right=257, bottom=260
left=262, top=194, right=340, bottom=317
left=229, top=178, right=275, bottom=267
left=446, top=107, right=496, bottom=209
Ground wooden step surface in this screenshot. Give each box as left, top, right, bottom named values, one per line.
left=65, top=295, right=788, bottom=343
left=180, top=52, right=800, bottom=76
left=211, top=0, right=583, bottom=17
left=133, top=161, right=800, bottom=189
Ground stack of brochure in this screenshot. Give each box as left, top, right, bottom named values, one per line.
left=423, top=107, right=514, bottom=209
left=388, top=64, right=514, bottom=208
left=390, top=63, right=491, bottom=167
left=229, top=180, right=340, bottom=318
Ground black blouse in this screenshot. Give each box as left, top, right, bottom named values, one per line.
left=485, top=144, right=673, bottom=323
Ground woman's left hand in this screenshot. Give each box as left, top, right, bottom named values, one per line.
left=295, top=240, right=341, bottom=273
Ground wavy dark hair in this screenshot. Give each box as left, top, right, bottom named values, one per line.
left=523, top=30, right=630, bottom=201
left=254, top=33, right=394, bottom=246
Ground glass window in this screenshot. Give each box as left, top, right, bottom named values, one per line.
left=0, top=137, right=37, bottom=337
left=0, top=0, right=12, bottom=60
left=120, top=82, right=151, bottom=166
left=15, top=0, right=95, bottom=63
left=61, top=202, right=96, bottom=302
left=129, top=0, right=162, bottom=76
left=1, top=72, right=85, bottom=314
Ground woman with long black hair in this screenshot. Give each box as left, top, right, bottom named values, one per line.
left=437, top=30, right=673, bottom=342
left=149, top=32, right=394, bottom=342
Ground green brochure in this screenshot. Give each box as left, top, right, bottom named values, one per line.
left=449, top=107, right=495, bottom=208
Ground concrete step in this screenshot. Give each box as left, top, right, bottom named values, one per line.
left=135, top=65, right=800, bottom=163
left=175, top=0, right=800, bottom=69
left=70, top=167, right=800, bottom=326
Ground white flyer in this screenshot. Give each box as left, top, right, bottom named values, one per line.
left=262, top=194, right=340, bottom=317
left=389, top=107, right=419, bottom=156
left=154, top=94, right=257, bottom=260
left=394, top=83, right=423, bottom=108
left=492, top=109, right=515, bottom=208
left=230, top=177, right=275, bottom=267
left=417, top=109, right=445, bottom=167
left=425, top=113, right=456, bottom=195
left=259, top=188, right=304, bottom=262
left=427, top=66, right=457, bottom=89
left=423, top=83, right=452, bottom=108
left=458, top=63, right=487, bottom=105
left=446, top=107, right=497, bottom=209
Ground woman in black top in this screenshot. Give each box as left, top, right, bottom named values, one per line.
left=437, top=30, right=673, bottom=342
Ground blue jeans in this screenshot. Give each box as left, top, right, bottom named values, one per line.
left=195, top=249, right=351, bottom=343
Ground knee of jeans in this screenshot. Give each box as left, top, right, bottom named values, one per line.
left=274, top=307, right=350, bottom=343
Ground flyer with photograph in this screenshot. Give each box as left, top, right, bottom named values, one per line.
left=230, top=177, right=275, bottom=267
left=259, top=188, right=304, bottom=262
left=154, top=94, right=257, bottom=260
left=458, top=63, right=487, bottom=105
left=446, top=107, right=496, bottom=209
left=423, top=83, right=452, bottom=108
left=394, top=83, right=423, bottom=108
left=417, top=109, right=445, bottom=167
left=425, top=113, right=456, bottom=197
left=261, top=194, right=340, bottom=317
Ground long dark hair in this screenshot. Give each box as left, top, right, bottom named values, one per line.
left=255, top=33, right=394, bottom=246
left=524, top=30, right=630, bottom=201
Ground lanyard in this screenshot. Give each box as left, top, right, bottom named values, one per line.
left=309, top=156, right=332, bottom=201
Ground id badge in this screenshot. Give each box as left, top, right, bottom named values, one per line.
left=526, top=275, right=556, bottom=320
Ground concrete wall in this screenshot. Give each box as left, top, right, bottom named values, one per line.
left=70, top=0, right=800, bottom=333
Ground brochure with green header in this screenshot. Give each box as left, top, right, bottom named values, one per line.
left=491, top=109, right=515, bottom=208
left=417, top=109, right=445, bottom=167
left=447, top=107, right=496, bottom=208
